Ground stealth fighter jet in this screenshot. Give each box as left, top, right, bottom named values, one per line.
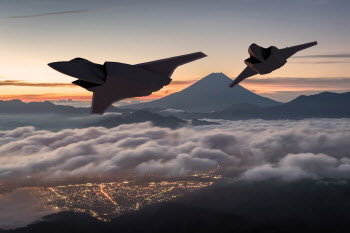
left=49, top=52, right=207, bottom=114
left=229, top=41, right=318, bottom=88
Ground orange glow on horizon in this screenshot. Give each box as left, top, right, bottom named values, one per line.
left=0, top=81, right=197, bottom=102
left=0, top=94, right=92, bottom=102
left=1, top=77, right=348, bottom=102
left=241, top=83, right=350, bottom=94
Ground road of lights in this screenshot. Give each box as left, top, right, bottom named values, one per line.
left=48, top=187, right=61, bottom=197
left=100, top=184, right=118, bottom=206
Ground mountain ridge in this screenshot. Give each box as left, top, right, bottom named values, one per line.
left=209, top=91, right=350, bottom=120
left=0, top=99, right=125, bottom=114
left=1, top=89, right=350, bottom=122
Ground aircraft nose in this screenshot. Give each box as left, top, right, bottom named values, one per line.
left=48, top=61, right=67, bottom=72
left=48, top=60, right=106, bottom=84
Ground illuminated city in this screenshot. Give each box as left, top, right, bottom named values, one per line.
left=16, top=173, right=224, bottom=221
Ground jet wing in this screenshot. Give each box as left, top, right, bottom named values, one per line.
left=229, top=66, right=258, bottom=88
left=72, top=80, right=101, bottom=92
left=91, top=91, right=124, bottom=114
left=280, top=41, right=318, bottom=59
left=136, top=52, right=207, bottom=78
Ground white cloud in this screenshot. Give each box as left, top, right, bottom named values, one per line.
left=0, top=119, right=350, bottom=180
left=243, top=153, right=350, bottom=181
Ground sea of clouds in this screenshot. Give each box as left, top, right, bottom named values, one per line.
left=1, top=118, right=350, bottom=181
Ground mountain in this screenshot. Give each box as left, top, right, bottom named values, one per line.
left=272, top=91, right=350, bottom=118
left=0, top=99, right=89, bottom=114
left=211, top=91, right=350, bottom=120
left=174, top=180, right=350, bottom=233
left=88, top=110, right=186, bottom=129
left=121, top=73, right=280, bottom=112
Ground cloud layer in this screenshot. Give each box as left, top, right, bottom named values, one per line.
left=294, top=53, right=350, bottom=58
left=7, top=10, right=91, bottom=19
left=243, top=153, right=350, bottom=181
left=244, top=77, right=350, bottom=87
left=0, top=119, right=350, bottom=181
left=0, top=80, right=74, bottom=88
left=0, top=189, right=55, bottom=229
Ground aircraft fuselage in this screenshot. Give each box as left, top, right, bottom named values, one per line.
left=244, top=44, right=287, bottom=75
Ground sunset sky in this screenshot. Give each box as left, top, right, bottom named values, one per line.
left=1, top=0, right=350, bottom=102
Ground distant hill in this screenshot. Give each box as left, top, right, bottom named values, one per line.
left=272, top=91, right=350, bottom=118
left=0, top=99, right=125, bottom=114
left=88, top=110, right=186, bottom=129
left=122, top=73, right=280, bottom=112
left=211, top=91, right=350, bottom=120
left=0, top=99, right=87, bottom=114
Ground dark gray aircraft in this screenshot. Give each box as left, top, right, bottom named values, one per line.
left=49, top=52, right=206, bottom=114
left=229, top=41, right=318, bottom=88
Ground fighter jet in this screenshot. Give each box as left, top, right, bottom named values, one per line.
left=49, top=52, right=207, bottom=114
left=229, top=41, right=318, bottom=88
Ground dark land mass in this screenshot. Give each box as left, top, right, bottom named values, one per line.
left=88, top=109, right=187, bottom=129
left=190, top=119, right=221, bottom=126
left=6, top=180, right=350, bottom=233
